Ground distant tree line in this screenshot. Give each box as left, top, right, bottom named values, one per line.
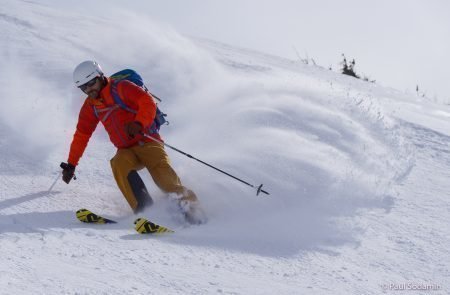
left=294, top=49, right=446, bottom=102
left=340, top=54, right=375, bottom=83
left=340, top=54, right=358, bottom=78
left=293, top=49, right=377, bottom=83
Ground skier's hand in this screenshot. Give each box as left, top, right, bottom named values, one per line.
left=125, top=121, right=143, bottom=139
left=60, top=162, right=76, bottom=184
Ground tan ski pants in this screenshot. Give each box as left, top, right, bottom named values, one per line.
left=110, top=141, right=197, bottom=211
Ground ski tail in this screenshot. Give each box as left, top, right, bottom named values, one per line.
left=134, top=218, right=174, bottom=234
left=76, top=209, right=117, bottom=224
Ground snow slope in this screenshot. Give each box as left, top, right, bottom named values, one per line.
left=0, top=1, right=449, bottom=294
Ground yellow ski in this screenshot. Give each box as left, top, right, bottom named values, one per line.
left=76, top=209, right=117, bottom=224
left=134, top=217, right=174, bottom=234
left=76, top=209, right=173, bottom=234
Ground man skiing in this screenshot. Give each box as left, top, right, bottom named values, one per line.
left=61, top=60, right=204, bottom=224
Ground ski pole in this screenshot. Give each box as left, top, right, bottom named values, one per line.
left=141, top=132, right=270, bottom=196
left=47, top=173, right=60, bottom=194
left=47, top=162, right=77, bottom=195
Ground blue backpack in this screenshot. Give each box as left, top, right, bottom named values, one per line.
left=109, top=69, right=168, bottom=134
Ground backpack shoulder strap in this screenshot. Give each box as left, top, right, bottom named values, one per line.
left=110, top=80, right=137, bottom=114
left=109, top=78, right=166, bottom=134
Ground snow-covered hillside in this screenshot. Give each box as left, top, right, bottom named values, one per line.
left=0, top=1, right=448, bottom=294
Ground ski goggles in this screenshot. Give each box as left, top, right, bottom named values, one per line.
left=78, top=77, right=99, bottom=92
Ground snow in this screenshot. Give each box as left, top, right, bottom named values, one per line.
left=0, top=1, right=449, bottom=294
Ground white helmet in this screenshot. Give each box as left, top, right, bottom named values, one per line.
left=73, top=60, right=104, bottom=87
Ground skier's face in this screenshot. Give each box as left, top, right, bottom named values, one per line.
left=79, top=76, right=102, bottom=99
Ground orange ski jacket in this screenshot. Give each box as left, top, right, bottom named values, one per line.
left=68, top=78, right=162, bottom=166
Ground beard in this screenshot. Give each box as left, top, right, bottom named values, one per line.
left=88, top=90, right=99, bottom=98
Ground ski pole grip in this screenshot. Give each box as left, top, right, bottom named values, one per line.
left=60, top=162, right=77, bottom=181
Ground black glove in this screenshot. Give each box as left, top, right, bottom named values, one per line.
left=60, top=162, right=76, bottom=184
left=125, top=121, right=143, bottom=139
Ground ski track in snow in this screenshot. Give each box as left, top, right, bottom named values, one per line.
left=0, top=1, right=449, bottom=294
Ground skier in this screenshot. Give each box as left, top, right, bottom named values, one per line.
left=61, top=60, right=204, bottom=224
